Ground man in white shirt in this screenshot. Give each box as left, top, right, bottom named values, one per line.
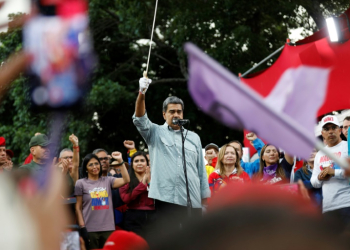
left=311, top=115, right=350, bottom=232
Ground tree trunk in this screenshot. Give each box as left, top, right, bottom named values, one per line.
left=300, top=1, right=325, bottom=30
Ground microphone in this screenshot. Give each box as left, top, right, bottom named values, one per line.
left=172, top=118, right=190, bottom=126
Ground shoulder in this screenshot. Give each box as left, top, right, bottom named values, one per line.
left=75, top=178, right=86, bottom=185
left=241, top=171, right=249, bottom=177
left=340, top=140, right=348, bottom=150
left=206, top=165, right=215, bottom=171
left=294, top=168, right=303, bottom=175
left=295, top=167, right=303, bottom=173
left=187, top=130, right=200, bottom=140
left=106, top=176, right=116, bottom=184
left=119, top=182, right=130, bottom=191
left=209, top=170, right=220, bottom=178
left=19, top=162, right=32, bottom=168
left=240, top=171, right=250, bottom=179
left=314, top=150, right=323, bottom=161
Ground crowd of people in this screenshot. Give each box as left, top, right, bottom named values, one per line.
left=1, top=77, right=350, bottom=250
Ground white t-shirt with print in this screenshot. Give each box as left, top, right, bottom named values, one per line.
left=311, top=140, right=350, bottom=213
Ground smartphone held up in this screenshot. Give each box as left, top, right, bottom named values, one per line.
left=23, top=0, right=96, bottom=110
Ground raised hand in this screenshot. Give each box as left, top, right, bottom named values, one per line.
left=111, top=151, right=123, bottom=163
left=205, top=149, right=216, bottom=160
left=69, top=134, right=79, bottom=147
left=145, top=166, right=151, bottom=183
left=246, top=132, right=257, bottom=141
left=57, top=159, right=69, bottom=175
left=123, top=140, right=135, bottom=150
left=141, top=166, right=151, bottom=184
left=139, top=77, right=152, bottom=94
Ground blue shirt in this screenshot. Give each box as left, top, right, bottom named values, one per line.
left=133, top=112, right=210, bottom=208
left=240, top=138, right=264, bottom=178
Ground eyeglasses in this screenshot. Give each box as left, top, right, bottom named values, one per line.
left=322, top=125, right=339, bottom=131
left=88, top=162, right=100, bottom=167
left=62, top=156, right=73, bottom=160
left=98, top=157, right=109, bottom=162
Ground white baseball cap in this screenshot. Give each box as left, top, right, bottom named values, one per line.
left=320, top=115, right=340, bottom=128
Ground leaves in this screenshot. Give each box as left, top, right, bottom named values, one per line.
left=0, top=1, right=349, bottom=165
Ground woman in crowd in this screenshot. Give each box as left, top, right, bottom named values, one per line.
left=119, top=151, right=155, bottom=237
left=75, top=152, right=130, bottom=249
left=208, top=144, right=250, bottom=194
left=109, top=168, right=117, bottom=176
left=294, top=149, right=322, bottom=208
left=254, top=144, right=294, bottom=184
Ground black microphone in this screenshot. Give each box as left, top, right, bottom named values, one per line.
left=172, top=118, right=190, bottom=126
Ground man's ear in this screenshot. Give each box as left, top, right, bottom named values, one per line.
left=30, top=146, right=35, bottom=155
left=163, top=112, right=166, bottom=120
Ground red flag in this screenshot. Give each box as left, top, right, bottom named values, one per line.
left=241, top=37, right=350, bottom=116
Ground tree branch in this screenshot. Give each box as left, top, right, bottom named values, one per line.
left=153, top=53, right=180, bottom=68
left=179, top=56, right=188, bottom=79
left=300, top=1, right=324, bottom=30
left=152, top=78, right=187, bottom=85
left=103, top=9, right=120, bottom=22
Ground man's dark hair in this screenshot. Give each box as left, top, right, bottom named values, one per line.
left=92, top=148, right=108, bottom=155
left=228, top=140, right=243, bottom=151
left=81, top=153, right=103, bottom=178
left=344, top=116, right=350, bottom=122
left=162, top=96, right=184, bottom=112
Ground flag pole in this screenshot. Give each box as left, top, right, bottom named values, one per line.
left=240, top=44, right=285, bottom=78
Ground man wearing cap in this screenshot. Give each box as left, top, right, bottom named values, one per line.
left=0, top=137, right=7, bottom=171
left=311, top=115, right=350, bottom=230
left=4, top=149, right=14, bottom=171
left=204, top=143, right=219, bottom=178
left=19, top=134, right=51, bottom=172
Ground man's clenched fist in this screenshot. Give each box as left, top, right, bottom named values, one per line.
left=139, top=77, right=152, bottom=94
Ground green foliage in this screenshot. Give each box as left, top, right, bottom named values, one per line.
left=0, top=0, right=349, bottom=165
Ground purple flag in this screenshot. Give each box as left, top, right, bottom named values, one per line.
left=184, top=43, right=330, bottom=159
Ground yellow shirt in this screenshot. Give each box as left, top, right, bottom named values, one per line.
left=206, top=165, right=215, bottom=179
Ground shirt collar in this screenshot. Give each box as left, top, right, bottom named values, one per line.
left=164, top=122, right=186, bottom=132
left=214, top=168, right=237, bottom=175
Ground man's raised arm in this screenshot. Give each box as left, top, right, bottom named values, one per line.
left=135, top=77, right=152, bottom=117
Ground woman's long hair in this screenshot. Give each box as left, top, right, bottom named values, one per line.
left=256, top=144, right=286, bottom=179
left=81, top=153, right=103, bottom=178
left=302, top=149, right=317, bottom=175
left=301, top=161, right=310, bottom=176
left=128, top=151, right=149, bottom=194
left=216, top=144, right=243, bottom=177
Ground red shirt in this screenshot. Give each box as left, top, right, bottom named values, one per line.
left=208, top=169, right=250, bottom=194
left=119, top=182, right=155, bottom=210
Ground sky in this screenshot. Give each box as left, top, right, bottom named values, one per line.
left=0, top=0, right=30, bottom=32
